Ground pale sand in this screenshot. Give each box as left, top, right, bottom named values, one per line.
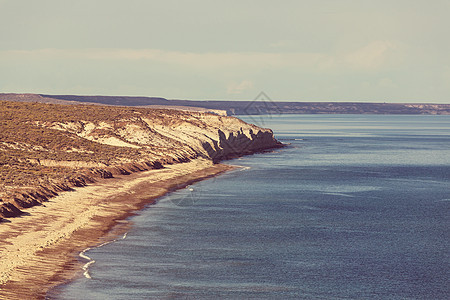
left=0, top=158, right=234, bottom=299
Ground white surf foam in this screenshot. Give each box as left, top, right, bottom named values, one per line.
left=239, top=166, right=251, bottom=171
left=79, top=248, right=94, bottom=279
left=79, top=240, right=116, bottom=279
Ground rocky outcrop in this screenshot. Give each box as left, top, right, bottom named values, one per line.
left=0, top=101, right=283, bottom=219
left=203, top=128, right=280, bottom=162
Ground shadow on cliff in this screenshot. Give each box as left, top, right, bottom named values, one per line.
left=203, top=129, right=283, bottom=163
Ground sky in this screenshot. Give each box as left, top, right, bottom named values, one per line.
left=1, top=0, right=449, bottom=103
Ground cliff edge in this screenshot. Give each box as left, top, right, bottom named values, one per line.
left=0, top=101, right=283, bottom=220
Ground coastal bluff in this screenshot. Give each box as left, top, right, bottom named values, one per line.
left=0, top=100, right=282, bottom=221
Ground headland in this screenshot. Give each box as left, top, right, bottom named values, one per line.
left=0, top=100, right=282, bottom=299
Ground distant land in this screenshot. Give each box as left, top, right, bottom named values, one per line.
left=1, top=93, right=449, bottom=115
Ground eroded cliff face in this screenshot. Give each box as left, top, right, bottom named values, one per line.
left=0, top=101, right=282, bottom=219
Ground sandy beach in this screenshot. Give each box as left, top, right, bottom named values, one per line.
left=0, top=158, right=234, bottom=299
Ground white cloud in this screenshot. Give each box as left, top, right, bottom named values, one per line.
left=227, top=80, right=253, bottom=94
left=1, top=42, right=401, bottom=73
left=344, top=41, right=398, bottom=70
left=1, top=48, right=324, bottom=70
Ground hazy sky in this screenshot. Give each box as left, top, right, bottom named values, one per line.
left=1, top=0, right=449, bottom=102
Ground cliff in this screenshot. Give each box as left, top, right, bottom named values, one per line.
left=0, top=101, right=282, bottom=220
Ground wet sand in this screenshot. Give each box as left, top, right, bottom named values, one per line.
left=0, top=158, right=234, bottom=300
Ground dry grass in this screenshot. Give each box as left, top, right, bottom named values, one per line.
left=0, top=101, right=203, bottom=195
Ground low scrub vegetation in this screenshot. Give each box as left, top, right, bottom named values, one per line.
left=0, top=100, right=201, bottom=197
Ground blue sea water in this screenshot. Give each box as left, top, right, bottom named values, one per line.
left=49, top=115, right=450, bottom=299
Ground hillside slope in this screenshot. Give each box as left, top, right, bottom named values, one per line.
left=0, top=101, right=282, bottom=220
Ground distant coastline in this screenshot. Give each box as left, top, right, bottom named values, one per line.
left=1, top=93, right=449, bottom=115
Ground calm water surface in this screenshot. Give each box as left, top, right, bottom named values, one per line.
left=49, top=115, right=450, bottom=299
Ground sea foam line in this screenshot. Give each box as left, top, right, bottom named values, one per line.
left=82, top=260, right=95, bottom=279
left=79, top=240, right=117, bottom=279
left=79, top=248, right=95, bottom=279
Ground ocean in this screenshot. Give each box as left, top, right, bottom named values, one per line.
left=49, top=114, right=450, bottom=299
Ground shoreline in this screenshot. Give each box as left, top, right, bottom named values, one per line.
left=0, top=158, right=235, bottom=300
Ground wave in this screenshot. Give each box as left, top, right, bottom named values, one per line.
left=323, top=192, right=355, bottom=198
left=435, top=198, right=450, bottom=202
left=79, top=248, right=95, bottom=279
left=82, top=260, right=95, bottom=279
left=79, top=240, right=117, bottom=279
